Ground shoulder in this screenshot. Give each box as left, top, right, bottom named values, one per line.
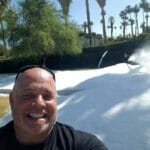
left=75, top=130, right=108, bottom=150
left=0, top=121, right=13, bottom=135
left=55, top=122, right=75, bottom=132
left=55, top=122, right=108, bottom=150
left=0, top=121, right=14, bottom=147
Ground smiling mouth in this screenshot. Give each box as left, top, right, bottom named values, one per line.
left=27, top=113, right=47, bottom=119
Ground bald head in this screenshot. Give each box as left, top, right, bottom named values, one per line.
left=15, top=65, right=55, bottom=82
left=16, top=67, right=54, bottom=82
left=13, top=67, right=56, bottom=92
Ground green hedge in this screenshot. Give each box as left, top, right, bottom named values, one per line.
left=0, top=38, right=148, bottom=73
left=0, top=56, right=42, bottom=73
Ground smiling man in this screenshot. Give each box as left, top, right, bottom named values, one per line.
left=0, top=65, right=108, bottom=150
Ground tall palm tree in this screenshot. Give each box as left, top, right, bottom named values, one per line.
left=144, top=3, right=150, bottom=32
left=82, top=21, right=88, bottom=33
left=120, top=10, right=128, bottom=37
left=57, top=0, right=72, bottom=28
left=132, top=4, right=140, bottom=35
left=125, top=5, right=134, bottom=37
left=96, top=0, right=107, bottom=42
left=85, top=0, right=92, bottom=46
left=125, top=5, right=132, bottom=18
left=145, top=14, right=149, bottom=32
left=108, top=16, right=114, bottom=38
left=114, top=26, right=117, bottom=37
left=139, top=0, right=148, bottom=32
left=129, top=18, right=134, bottom=37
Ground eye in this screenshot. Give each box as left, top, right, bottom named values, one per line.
left=22, top=93, right=36, bottom=100
left=43, top=94, right=52, bottom=101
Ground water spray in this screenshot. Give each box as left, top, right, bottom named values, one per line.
left=98, top=50, right=108, bottom=68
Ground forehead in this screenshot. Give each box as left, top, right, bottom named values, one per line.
left=16, top=68, right=54, bottom=83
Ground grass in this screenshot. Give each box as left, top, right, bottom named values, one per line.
left=0, top=96, right=10, bottom=118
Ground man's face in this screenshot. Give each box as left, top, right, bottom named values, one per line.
left=9, top=68, right=57, bottom=143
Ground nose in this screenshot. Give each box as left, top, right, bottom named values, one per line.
left=32, top=95, right=46, bottom=108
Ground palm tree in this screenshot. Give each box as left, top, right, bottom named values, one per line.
left=132, top=4, right=140, bottom=35
left=129, top=18, right=135, bottom=37
left=125, top=5, right=132, bottom=18
left=145, top=14, right=149, bottom=31
left=108, top=16, right=114, bottom=38
left=114, top=26, right=117, bottom=37
left=139, top=0, right=148, bottom=32
left=125, top=5, right=134, bottom=37
left=96, top=0, right=107, bottom=42
left=144, top=3, right=150, bottom=32
left=119, top=10, right=128, bottom=37
left=85, top=0, right=92, bottom=46
left=107, top=25, right=110, bottom=37
left=57, top=0, right=72, bottom=28
left=82, top=21, right=88, bottom=33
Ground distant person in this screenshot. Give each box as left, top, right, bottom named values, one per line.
left=0, top=65, right=108, bottom=150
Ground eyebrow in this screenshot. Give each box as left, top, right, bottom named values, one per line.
left=15, top=65, right=55, bottom=81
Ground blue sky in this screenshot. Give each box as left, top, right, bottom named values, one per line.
left=11, top=0, right=143, bottom=36
left=52, top=0, right=143, bottom=36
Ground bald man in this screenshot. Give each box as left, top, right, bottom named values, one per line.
left=0, top=65, right=108, bottom=150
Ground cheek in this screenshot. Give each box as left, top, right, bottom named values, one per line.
left=12, top=100, right=29, bottom=113
left=47, top=100, right=57, bottom=112
left=11, top=102, right=24, bottom=121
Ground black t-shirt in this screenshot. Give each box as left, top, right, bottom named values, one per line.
left=0, top=121, right=108, bottom=150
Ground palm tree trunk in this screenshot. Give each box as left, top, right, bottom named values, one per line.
left=86, top=0, right=92, bottom=46
left=123, top=25, right=126, bottom=37
left=110, top=22, right=113, bottom=38
left=145, top=14, right=149, bottom=32
left=131, top=24, right=134, bottom=37
left=135, top=14, right=139, bottom=35
left=142, top=10, right=145, bottom=32
left=101, top=8, right=107, bottom=41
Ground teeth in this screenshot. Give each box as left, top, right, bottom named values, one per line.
left=29, top=113, right=45, bottom=119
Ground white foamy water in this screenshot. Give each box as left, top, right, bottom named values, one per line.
left=129, top=42, right=150, bottom=72
left=1, top=45, right=150, bottom=149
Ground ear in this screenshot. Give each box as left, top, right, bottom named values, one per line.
left=9, top=92, right=14, bottom=109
